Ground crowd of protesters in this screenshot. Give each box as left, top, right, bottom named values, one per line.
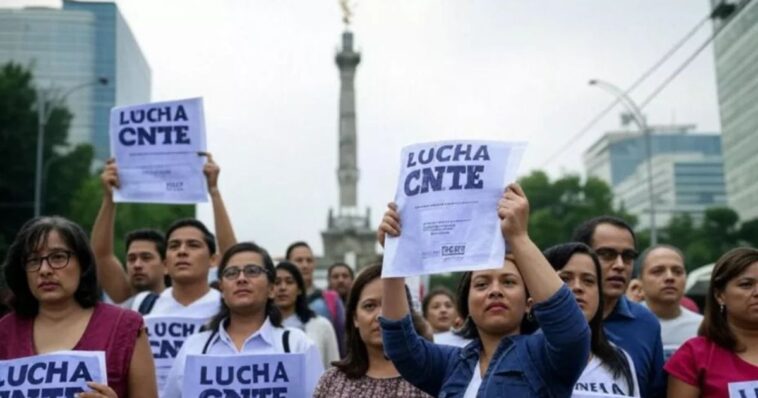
left=0, top=155, right=756, bottom=398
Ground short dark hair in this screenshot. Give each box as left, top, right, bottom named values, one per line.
left=3, top=216, right=100, bottom=318
left=638, top=244, right=686, bottom=276
left=125, top=229, right=166, bottom=260
left=165, top=219, right=216, bottom=255
left=327, top=262, right=354, bottom=279
left=285, top=241, right=310, bottom=260
left=700, top=247, right=758, bottom=352
left=422, top=287, right=456, bottom=318
left=275, top=261, right=315, bottom=324
left=543, top=242, right=634, bottom=395
left=572, top=215, right=637, bottom=249
left=207, top=242, right=280, bottom=331
left=455, top=255, right=536, bottom=340
left=333, top=263, right=427, bottom=378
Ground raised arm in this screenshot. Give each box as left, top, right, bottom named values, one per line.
left=201, top=152, right=237, bottom=256
left=498, top=183, right=563, bottom=302
left=377, top=202, right=410, bottom=321
left=91, top=159, right=133, bottom=303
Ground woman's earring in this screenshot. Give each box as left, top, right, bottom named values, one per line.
left=720, top=304, right=726, bottom=315
left=526, top=311, right=534, bottom=322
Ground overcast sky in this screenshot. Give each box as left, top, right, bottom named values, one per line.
left=8, top=0, right=722, bottom=258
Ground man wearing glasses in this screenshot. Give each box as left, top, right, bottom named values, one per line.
left=573, top=216, right=666, bottom=398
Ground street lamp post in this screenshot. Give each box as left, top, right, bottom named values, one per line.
left=34, top=77, right=108, bottom=217
left=589, top=79, right=658, bottom=246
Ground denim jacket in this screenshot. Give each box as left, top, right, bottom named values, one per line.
left=380, top=285, right=590, bottom=398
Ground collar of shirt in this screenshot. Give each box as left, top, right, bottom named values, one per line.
left=609, top=295, right=636, bottom=320
left=211, top=317, right=277, bottom=353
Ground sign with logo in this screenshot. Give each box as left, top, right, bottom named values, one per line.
left=0, top=351, right=106, bottom=398
left=383, top=140, right=526, bottom=277
left=144, top=316, right=207, bottom=392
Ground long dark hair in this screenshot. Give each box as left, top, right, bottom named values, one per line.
left=700, top=247, right=758, bottom=351
left=454, top=255, right=537, bottom=340
left=333, top=264, right=428, bottom=378
left=543, top=242, right=634, bottom=395
left=3, top=216, right=100, bottom=318
left=206, top=242, right=281, bottom=331
left=275, top=261, right=315, bottom=324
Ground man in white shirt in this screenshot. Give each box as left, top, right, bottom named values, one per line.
left=639, top=244, right=703, bottom=360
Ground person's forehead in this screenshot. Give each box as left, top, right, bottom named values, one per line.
left=645, top=247, right=684, bottom=268
left=562, top=253, right=597, bottom=276
left=331, top=266, right=351, bottom=276
left=33, top=229, right=70, bottom=252
left=291, top=246, right=313, bottom=257
left=168, top=226, right=205, bottom=241
left=592, top=223, right=634, bottom=248
left=359, top=278, right=382, bottom=300
left=227, top=251, right=264, bottom=266
left=127, top=240, right=160, bottom=255
left=472, top=262, right=521, bottom=279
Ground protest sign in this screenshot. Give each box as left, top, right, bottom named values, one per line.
left=382, top=140, right=526, bottom=277
left=144, top=316, right=207, bottom=393
left=182, top=353, right=306, bottom=398
left=109, top=97, right=208, bottom=204
left=0, top=351, right=106, bottom=398
left=728, top=380, right=758, bottom=398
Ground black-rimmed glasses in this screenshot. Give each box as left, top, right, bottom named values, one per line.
left=595, top=248, right=638, bottom=265
left=221, top=264, right=268, bottom=281
left=25, top=250, right=73, bottom=272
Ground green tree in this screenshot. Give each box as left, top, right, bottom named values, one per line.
left=518, top=171, right=637, bottom=249
left=739, top=218, right=758, bottom=247
left=0, top=62, right=86, bottom=261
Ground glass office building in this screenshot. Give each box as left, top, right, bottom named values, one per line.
left=0, top=0, right=150, bottom=162
left=711, top=0, right=758, bottom=222
left=585, top=125, right=727, bottom=228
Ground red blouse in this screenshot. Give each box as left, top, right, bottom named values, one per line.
left=0, top=302, right=144, bottom=397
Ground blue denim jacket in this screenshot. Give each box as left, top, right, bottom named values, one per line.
left=380, top=285, right=590, bottom=398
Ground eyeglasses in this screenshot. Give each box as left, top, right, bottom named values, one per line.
left=595, top=248, right=638, bottom=265
left=25, top=250, right=73, bottom=272
left=221, top=264, right=268, bottom=281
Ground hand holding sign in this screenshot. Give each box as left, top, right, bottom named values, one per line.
left=200, top=152, right=219, bottom=193
left=75, top=382, right=117, bottom=398
left=498, top=183, right=530, bottom=241
left=100, top=158, right=120, bottom=198
left=377, top=202, right=401, bottom=248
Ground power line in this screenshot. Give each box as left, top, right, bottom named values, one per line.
left=540, top=1, right=743, bottom=169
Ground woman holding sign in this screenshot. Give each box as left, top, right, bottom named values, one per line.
left=0, top=216, right=157, bottom=398
left=665, top=247, right=758, bottom=398
left=378, top=183, right=591, bottom=397
left=162, top=242, right=323, bottom=398
left=314, top=264, right=431, bottom=398
left=543, top=242, right=639, bottom=397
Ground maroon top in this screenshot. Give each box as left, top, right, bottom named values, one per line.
left=0, top=302, right=144, bottom=397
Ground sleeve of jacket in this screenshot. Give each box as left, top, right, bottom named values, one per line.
left=380, top=314, right=459, bottom=397
left=532, top=284, right=591, bottom=388
left=649, top=328, right=667, bottom=398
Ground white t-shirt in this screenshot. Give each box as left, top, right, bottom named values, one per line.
left=642, top=303, right=703, bottom=359
left=283, top=314, right=340, bottom=368
left=131, top=286, right=221, bottom=317
left=463, top=361, right=482, bottom=398
left=573, top=350, right=640, bottom=398
left=434, top=331, right=471, bottom=348
left=162, top=317, right=323, bottom=398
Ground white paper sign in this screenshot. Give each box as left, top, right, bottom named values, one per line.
left=109, top=97, right=208, bottom=204
left=382, top=140, right=526, bottom=277
left=729, top=380, right=758, bottom=398
left=144, top=316, right=207, bottom=393
left=182, top=353, right=306, bottom=398
left=0, top=351, right=107, bottom=397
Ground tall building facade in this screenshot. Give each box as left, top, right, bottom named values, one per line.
left=0, top=0, right=150, bottom=162
left=711, top=0, right=758, bottom=221
left=584, top=124, right=727, bottom=228
left=320, top=30, right=377, bottom=271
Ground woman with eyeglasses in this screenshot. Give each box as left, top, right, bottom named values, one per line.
left=0, top=216, right=157, bottom=398
left=378, top=184, right=591, bottom=397
left=665, top=247, right=758, bottom=398
left=274, top=261, right=340, bottom=368
left=162, top=241, right=323, bottom=398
